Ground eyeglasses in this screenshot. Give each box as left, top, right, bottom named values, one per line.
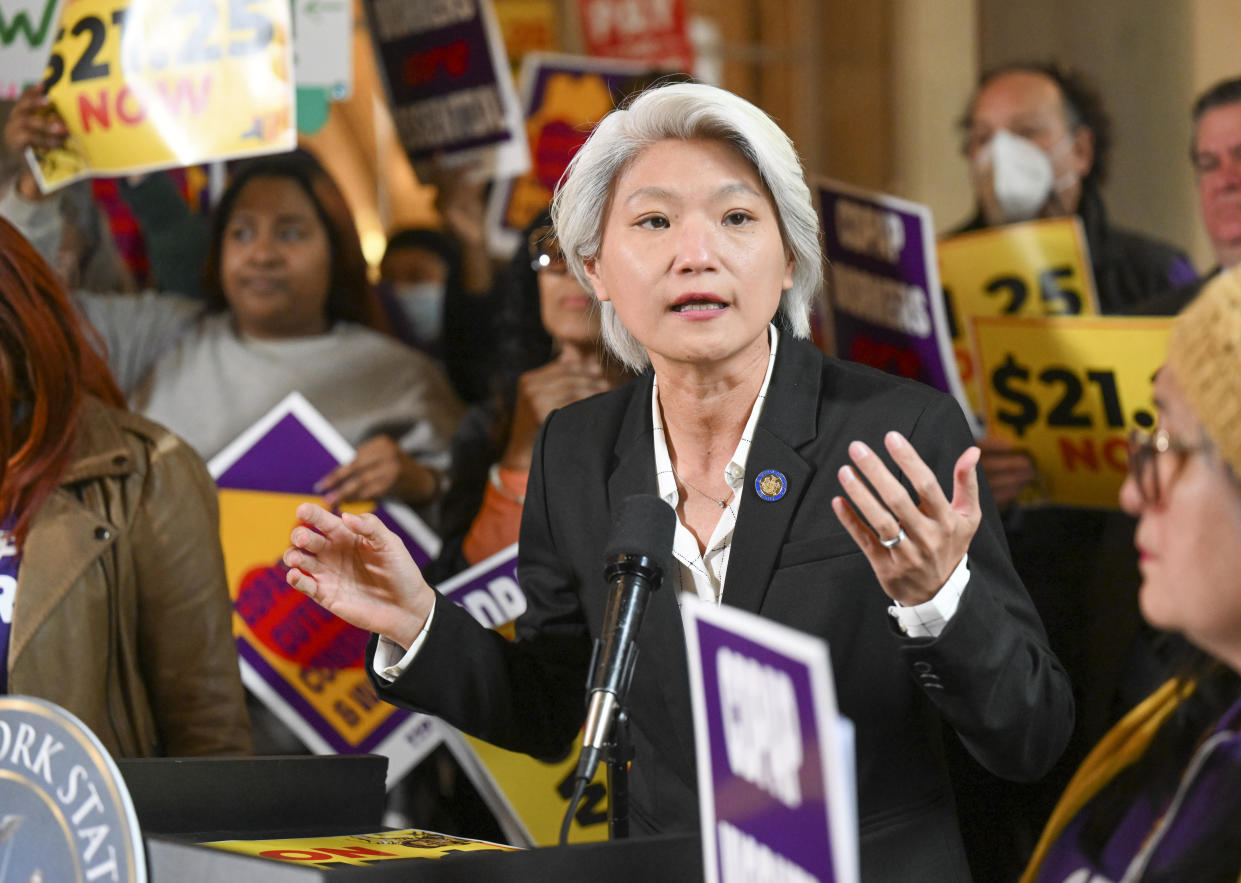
left=1127, top=428, right=1212, bottom=506
left=527, top=226, right=567, bottom=274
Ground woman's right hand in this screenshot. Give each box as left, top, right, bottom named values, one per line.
left=500, top=350, right=613, bottom=471
left=284, top=502, right=435, bottom=650
left=3, top=85, right=68, bottom=200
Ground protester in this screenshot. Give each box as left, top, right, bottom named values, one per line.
left=1193, top=78, right=1241, bottom=275
left=285, top=82, right=1072, bottom=882
left=378, top=161, right=502, bottom=405
left=378, top=227, right=460, bottom=355
left=426, top=208, right=629, bottom=581
left=1139, top=76, right=1241, bottom=314
left=958, top=62, right=1196, bottom=312
left=3, top=95, right=463, bottom=515
left=0, top=216, right=251, bottom=758
left=1021, top=266, right=1241, bottom=882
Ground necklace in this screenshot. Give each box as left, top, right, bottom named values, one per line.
left=671, top=461, right=732, bottom=509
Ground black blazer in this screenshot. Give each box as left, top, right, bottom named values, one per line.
left=373, top=336, right=1073, bottom=882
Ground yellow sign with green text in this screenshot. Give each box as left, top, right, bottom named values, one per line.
left=974, top=315, right=1171, bottom=509
left=939, top=217, right=1100, bottom=416
left=33, top=0, right=294, bottom=191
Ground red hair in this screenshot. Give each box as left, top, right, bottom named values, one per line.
left=0, top=217, right=125, bottom=545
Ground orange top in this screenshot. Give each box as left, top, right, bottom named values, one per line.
left=461, top=465, right=528, bottom=564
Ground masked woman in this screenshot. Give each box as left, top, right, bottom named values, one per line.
left=0, top=217, right=250, bottom=757
left=284, top=83, right=1072, bottom=881
left=426, top=208, right=629, bottom=581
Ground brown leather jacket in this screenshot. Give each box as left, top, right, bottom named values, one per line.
left=9, top=397, right=251, bottom=757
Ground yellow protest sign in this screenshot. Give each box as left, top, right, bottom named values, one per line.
left=431, top=550, right=610, bottom=846
left=220, top=488, right=408, bottom=751
left=33, top=0, right=294, bottom=191
left=209, top=393, right=445, bottom=782
left=974, top=315, right=1171, bottom=509
left=458, top=733, right=610, bottom=846
left=938, top=217, right=1100, bottom=416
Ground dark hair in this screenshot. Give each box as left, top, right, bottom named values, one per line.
left=382, top=228, right=461, bottom=272
left=202, top=149, right=382, bottom=329
left=380, top=226, right=465, bottom=312
left=1191, top=76, right=1241, bottom=157
left=492, top=208, right=557, bottom=415
left=964, top=61, right=1113, bottom=188
left=1079, top=638, right=1241, bottom=875
left=0, top=217, right=125, bottom=545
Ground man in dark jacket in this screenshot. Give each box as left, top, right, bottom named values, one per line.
left=1139, top=75, right=1241, bottom=315
left=956, top=62, right=1197, bottom=311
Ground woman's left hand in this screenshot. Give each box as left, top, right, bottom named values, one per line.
left=316, top=435, right=440, bottom=507
left=831, top=431, right=981, bottom=606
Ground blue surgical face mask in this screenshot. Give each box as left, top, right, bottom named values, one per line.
left=392, top=281, right=445, bottom=344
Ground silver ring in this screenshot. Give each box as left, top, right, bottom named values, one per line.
left=880, top=527, right=905, bottom=549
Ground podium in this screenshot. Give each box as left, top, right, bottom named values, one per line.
left=117, top=755, right=703, bottom=881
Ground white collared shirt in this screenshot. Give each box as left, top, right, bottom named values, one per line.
left=651, top=326, right=779, bottom=603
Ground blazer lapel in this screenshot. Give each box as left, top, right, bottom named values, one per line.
left=604, top=372, right=702, bottom=779
left=606, top=371, right=658, bottom=509
left=725, top=337, right=823, bottom=615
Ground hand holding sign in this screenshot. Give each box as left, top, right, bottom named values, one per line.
left=285, top=503, right=435, bottom=652
left=974, top=315, right=1171, bottom=508
left=314, top=435, right=442, bottom=508
left=3, top=85, right=67, bottom=198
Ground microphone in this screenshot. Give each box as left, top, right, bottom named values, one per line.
left=572, top=494, right=676, bottom=788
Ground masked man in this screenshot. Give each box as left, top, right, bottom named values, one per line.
left=957, top=62, right=1196, bottom=312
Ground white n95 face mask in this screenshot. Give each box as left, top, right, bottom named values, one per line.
left=977, top=129, right=1055, bottom=223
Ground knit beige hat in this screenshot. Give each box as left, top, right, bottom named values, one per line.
left=1166, top=265, right=1241, bottom=475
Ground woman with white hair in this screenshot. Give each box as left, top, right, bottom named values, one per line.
left=284, top=82, right=1071, bottom=881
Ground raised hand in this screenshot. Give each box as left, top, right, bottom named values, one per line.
left=500, top=349, right=614, bottom=471
left=831, top=431, right=982, bottom=606
left=3, top=85, right=67, bottom=200
left=284, top=502, right=434, bottom=649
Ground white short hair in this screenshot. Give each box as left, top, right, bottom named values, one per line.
left=551, top=82, right=824, bottom=371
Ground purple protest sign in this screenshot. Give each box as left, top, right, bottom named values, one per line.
left=364, top=0, right=525, bottom=163
left=816, top=178, right=973, bottom=428
left=684, top=601, right=858, bottom=883
left=484, top=52, right=659, bottom=258
left=437, top=543, right=525, bottom=634
left=208, top=392, right=443, bottom=787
